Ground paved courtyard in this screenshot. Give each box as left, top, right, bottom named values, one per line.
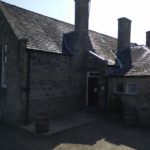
left=0, top=115, right=150, bottom=150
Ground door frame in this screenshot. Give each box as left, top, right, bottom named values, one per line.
left=86, top=72, right=99, bottom=106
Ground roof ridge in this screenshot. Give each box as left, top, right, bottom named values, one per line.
left=0, top=1, right=74, bottom=28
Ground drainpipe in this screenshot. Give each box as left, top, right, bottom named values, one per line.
left=25, top=51, right=30, bottom=125
left=104, top=76, right=108, bottom=117
left=18, top=38, right=30, bottom=125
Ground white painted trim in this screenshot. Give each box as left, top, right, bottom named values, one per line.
left=89, top=51, right=106, bottom=61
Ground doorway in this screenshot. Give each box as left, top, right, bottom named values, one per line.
left=87, top=72, right=99, bottom=107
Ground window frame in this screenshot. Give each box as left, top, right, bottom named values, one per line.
left=126, top=82, right=137, bottom=95
left=114, top=82, right=124, bottom=94
left=1, top=45, right=7, bottom=88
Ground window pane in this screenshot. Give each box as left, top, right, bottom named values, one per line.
left=116, top=83, right=124, bottom=93
left=126, top=83, right=137, bottom=94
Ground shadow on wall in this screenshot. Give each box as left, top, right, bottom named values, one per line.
left=114, top=47, right=132, bottom=76
left=62, top=32, right=94, bottom=55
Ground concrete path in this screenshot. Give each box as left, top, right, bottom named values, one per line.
left=22, top=112, right=99, bottom=136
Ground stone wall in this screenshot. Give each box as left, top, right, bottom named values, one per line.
left=0, top=10, right=21, bottom=124
left=108, top=77, right=150, bottom=125
left=28, top=51, right=86, bottom=121
left=28, top=48, right=107, bottom=121
left=0, top=9, right=107, bottom=124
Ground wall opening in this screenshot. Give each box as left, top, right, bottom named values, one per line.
left=87, top=72, right=99, bottom=107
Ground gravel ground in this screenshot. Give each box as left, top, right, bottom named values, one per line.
left=0, top=117, right=150, bottom=150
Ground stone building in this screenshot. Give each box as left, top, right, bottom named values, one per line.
left=107, top=18, right=150, bottom=125
left=1, top=0, right=150, bottom=126
left=0, top=0, right=117, bottom=125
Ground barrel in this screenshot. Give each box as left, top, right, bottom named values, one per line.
left=35, top=111, right=49, bottom=133
left=124, top=111, right=136, bottom=125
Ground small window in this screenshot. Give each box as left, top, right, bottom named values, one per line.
left=1, top=45, right=7, bottom=88
left=115, top=82, right=124, bottom=93
left=89, top=72, right=99, bottom=77
left=126, top=83, right=137, bottom=95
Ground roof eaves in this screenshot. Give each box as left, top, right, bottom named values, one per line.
left=26, top=47, right=72, bottom=56
left=89, top=50, right=106, bottom=61
left=109, top=75, right=150, bottom=78
left=89, top=51, right=108, bottom=65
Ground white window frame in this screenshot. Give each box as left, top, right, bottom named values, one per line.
left=115, top=82, right=124, bottom=94
left=1, top=45, right=7, bottom=88
left=126, top=83, right=137, bottom=95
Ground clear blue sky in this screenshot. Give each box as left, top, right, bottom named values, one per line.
left=2, top=0, right=150, bottom=45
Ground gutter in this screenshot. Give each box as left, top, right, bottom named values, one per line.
left=89, top=51, right=106, bottom=61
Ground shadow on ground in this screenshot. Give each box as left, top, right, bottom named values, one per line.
left=0, top=117, right=150, bottom=150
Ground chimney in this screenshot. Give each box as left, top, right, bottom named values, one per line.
left=74, top=0, right=90, bottom=36
left=117, top=17, right=131, bottom=51
left=146, top=31, right=150, bottom=48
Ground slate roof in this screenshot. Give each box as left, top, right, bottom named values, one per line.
left=0, top=1, right=117, bottom=65
left=126, top=45, right=150, bottom=76
left=1, top=2, right=150, bottom=76
left=108, top=45, right=150, bottom=76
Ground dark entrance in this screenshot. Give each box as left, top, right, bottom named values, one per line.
left=88, top=77, right=99, bottom=106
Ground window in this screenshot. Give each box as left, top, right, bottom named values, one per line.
left=126, top=83, right=137, bottom=95
left=1, top=45, right=7, bottom=88
left=115, top=82, right=124, bottom=93
left=89, top=72, right=99, bottom=77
